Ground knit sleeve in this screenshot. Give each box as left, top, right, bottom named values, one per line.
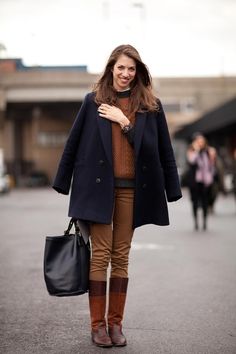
left=123, top=126, right=135, bottom=147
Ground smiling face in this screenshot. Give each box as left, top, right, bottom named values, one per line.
left=112, top=54, right=136, bottom=91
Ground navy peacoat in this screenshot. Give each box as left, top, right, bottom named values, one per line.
left=53, top=92, right=182, bottom=229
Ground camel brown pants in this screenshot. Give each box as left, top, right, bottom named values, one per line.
left=89, top=188, right=135, bottom=281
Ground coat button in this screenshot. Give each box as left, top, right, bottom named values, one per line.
left=142, top=165, right=147, bottom=171
left=96, top=178, right=101, bottom=183
left=142, top=183, right=147, bottom=189
left=99, top=159, right=104, bottom=165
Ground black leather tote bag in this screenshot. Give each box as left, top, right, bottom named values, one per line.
left=44, top=218, right=90, bottom=296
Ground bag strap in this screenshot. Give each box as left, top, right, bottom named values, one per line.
left=64, top=218, right=90, bottom=244
left=64, top=218, right=81, bottom=236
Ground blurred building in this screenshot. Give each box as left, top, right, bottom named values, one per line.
left=0, top=58, right=236, bottom=185
left=174, top=97, right=236, bottom=177
left=0, top=59, right=97, bottom=185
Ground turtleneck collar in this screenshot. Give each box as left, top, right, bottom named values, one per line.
left=116, top=89, right=131, bottom=98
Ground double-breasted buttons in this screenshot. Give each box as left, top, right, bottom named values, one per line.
left=96, top=178, right=101, bottom=183
left=99, top=159, right=104, bottom=165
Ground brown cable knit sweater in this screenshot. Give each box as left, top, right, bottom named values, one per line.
left=112, top=90, right=136, bottom=179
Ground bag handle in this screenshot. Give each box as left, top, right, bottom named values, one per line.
left=64, top=218, right=81, bottom=236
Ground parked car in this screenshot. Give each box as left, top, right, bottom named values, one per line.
left=0, top=149, right=10, bottom=194
left=0, top=173, right=10, bottom=193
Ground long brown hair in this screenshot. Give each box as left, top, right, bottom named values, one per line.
left=93, top=44, right=158, bottom=113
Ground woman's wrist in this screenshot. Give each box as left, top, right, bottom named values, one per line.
left=119, top=115, right=130, bottom=128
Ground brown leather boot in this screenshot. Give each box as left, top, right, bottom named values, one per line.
left=108, top=277, right=128, bottom=347
left=89, top=280, right=112, bottom=347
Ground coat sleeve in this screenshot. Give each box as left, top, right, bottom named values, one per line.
left=157, top=99, right=182, bottom=202
left=52, top=94, right=88, bottom=194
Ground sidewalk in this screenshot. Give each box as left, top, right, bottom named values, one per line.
left=0, top=188, right=236, bottom=353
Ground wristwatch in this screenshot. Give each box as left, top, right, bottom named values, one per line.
left=121, top=123, right=133, bottom=134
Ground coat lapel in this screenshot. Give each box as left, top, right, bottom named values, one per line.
left=97, top=111, right=113, bottom=166
left=134, top=111, right=147, bottom=158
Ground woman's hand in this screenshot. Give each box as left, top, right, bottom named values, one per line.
left=98, top=104, right=130, bottom=128
left=191, top=141, right=200, bottom=151
left=187, top=146, right=198, bottom=164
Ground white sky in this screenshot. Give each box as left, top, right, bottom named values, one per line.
left=0, top=0, right=236, bottom=77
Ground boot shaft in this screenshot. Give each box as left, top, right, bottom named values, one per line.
left=89, top=280, right=107, bottom=330
left=108, top=277, right=128, bottom=327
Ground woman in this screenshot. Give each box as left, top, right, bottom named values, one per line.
left=53, top=44, right=182, bottom=347
left=187, top=133, right=216, bottom=230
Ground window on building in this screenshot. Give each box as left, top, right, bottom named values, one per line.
left=37, top=132, right=68, bottom=147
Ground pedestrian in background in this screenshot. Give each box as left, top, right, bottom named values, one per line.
left=187, top=133, right=216, bottom=230
left=53, top=44, right=182, bottom=348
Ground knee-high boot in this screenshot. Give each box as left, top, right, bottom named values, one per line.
left=107, top=277, right=128, bottom=346
left=88, top=280, right=112, bottom=347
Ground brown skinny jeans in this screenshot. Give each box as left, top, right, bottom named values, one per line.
left=89, top=188, right=134, bottom=281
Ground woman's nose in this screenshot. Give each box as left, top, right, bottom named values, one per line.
left=122, top=69, right=129, bottom=77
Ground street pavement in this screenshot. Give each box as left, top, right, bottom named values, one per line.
left=0, top=187, right=236, bottom=354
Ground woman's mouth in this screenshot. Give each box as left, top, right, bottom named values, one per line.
left=120, top=78, right=129, bottom=83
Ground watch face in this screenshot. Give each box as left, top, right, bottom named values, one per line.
left=122, top=124, right=132, bottom=133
